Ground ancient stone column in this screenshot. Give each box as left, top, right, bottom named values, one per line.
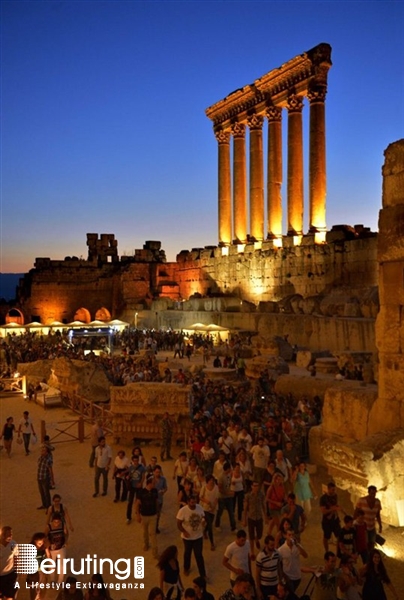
left=231, top=122, right=247, bottom=243
left=287, top=94, right=304, bottom=237
left=308, top=84, right=327, bottom=240
left=248, top=113, right=264, bottom=241
left=266, top=106, right=283, bottom=242
left=215, top=128, right=232, bottom=245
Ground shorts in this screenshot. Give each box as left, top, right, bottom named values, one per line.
left=248, top=518, right=263, bottom=540
left=322, top=518, right=341, bottom=539
left=0, top=571, right=18, bottom=599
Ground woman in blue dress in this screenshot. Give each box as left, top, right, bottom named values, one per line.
left=292, top=461, right=316, bottom=515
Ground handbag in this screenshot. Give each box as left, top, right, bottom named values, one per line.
left=31, top=434, right=38, bottom=445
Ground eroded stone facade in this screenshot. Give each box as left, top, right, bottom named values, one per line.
left=110, top=383, right=191, bottom=444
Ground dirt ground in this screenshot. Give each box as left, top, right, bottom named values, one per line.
left=1, top=387, right=403, bottom=600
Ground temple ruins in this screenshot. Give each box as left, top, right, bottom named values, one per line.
left=206, top=43, right=331, bottom=246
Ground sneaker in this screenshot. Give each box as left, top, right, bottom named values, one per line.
left=143, top=546, right=149, bottom=552
left=113, top=499, right=119, bottom=503
left=183, top=570, right=190, bottom=577
left=156, top=528, right=161, bottom=534
left=126, top=519, right=131, bottom=524
left=36, top=506, right=45, bottom=510
left=93, top=493, right=99, bottom=498
left=210, top=544, right=216, bottom=551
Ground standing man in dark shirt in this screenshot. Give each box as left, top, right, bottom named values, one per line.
left=319, top=482, right=341, bottom=552
left=126, top=455, right=146, bottom=524
left=37, top=445, right=53, bottom=509
left=161, top=412, right=174, bottom=461
left=135, top=476, right=159, bottom=558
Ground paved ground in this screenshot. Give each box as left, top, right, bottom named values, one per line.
left=1, top=384, right=403, bottom=600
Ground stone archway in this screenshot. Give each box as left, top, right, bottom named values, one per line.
left=74, top=307, right=91, bottom=323
left=5, top=308, right=25, bottom=325
left=95, top=307, right=111, bottom=322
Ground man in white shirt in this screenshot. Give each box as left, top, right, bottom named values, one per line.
left=93, top=436, right=112, bottom=497
left=17, top=410, right=36, bottom=456
left=176, top=495, right=206, bottom=578
left=250, top=438, right=270, bottom=486
left=223, top=530, right=251, bottom=586
left=277, top=530, right=308, bottom=593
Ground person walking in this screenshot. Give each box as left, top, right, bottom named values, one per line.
left=37, top=445, right=53, bottom=510
left=215, top=462, right=236, bottom=532
left=161, top=412, right=174, bottom=461
left=243, top=481, right=266, bottom=560
left=153, top=465, right=168, bottom=533
left=360, top=549, right=399, bottom=600
left=112, top=450, right=130, bottom=503
left=89, top=420, right=105, bottom=468
left=156, top=545, right=183, bottom=600
left=1, top=417, right=15, bottom=458
left=277, top=529, right=308, bottom=593
left=126, top=454, right=146, bottom=523
left=17, top=410, right=36, bottom=455
left=222, top=530, right=251, bottom=587
left=176, top=495, right=206, bottom=578
left=199, top=475, right=219, bottom=551
left=135, top=475, right=159, bottom=558
left=355, top=485, right=382, bottom=552
left=93, top=436, right=112, bottom=498
left=255, top=535, right=283, bottom=600
left=319, top=482, right=341, bottom=552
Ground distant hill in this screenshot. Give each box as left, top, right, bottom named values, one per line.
left=0, top=273, right=24, bottom=301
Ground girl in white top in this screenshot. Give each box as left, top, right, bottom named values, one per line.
left=231, top=463, right=245, bottom=521
left=173, top=452, right=189, bottom=491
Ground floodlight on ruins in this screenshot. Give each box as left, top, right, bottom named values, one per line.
left=221, top=246, right=229, bottom=257
left=314, top=230, right=327, bottom=244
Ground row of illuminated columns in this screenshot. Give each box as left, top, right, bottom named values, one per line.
left=215, top=89, right=327, bottom=246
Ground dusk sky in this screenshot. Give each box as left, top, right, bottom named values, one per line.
left=1, top=1, right=403, bottom=273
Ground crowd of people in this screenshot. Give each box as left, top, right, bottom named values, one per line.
left=0, top=328, right=400, bottom=600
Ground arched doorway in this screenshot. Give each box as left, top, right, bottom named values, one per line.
left=5, top=308, right=25, bottom=325
left=74, top=307, right=91, bottom=323
left=95, top=307, right=111, bottom=322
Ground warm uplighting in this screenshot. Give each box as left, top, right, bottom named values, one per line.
left=396, top=499, right=404, bottom=527
left=315, top=230, right=327, bottom=244
left=254, top=241, right=262, bottom=251
left=221, top=246, right=229, bottom=256
left=293, top=235, right=302, bottom=246
left=273, top=237, right=283, bottom=249
left=376, top=543, right=396, bottom=558
left=237, top=244, right=245, bottom=253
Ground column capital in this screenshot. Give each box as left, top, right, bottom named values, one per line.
left=266, top=105, right=282, bottom=123
left=287, top=94, right=304, bottom=113
left=231, top=122, right=246, bottom=138
left=307, top=83, right=327, bottom=105
left=214, top=128, right=230, bottom=144
left=247, top=113, right=264, bottom=130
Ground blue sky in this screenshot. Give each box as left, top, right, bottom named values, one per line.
left=1, top=0, right=403, bottom=273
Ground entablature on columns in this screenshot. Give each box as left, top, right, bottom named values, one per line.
left=206, top=42, right=331, bottom=129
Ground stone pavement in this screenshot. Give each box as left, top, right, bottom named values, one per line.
left=1, top=391, right=402, bottom=600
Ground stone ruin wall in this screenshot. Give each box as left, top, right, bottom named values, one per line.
left=309, top=140, right=404, bottom=526
left=110, top=382, right=191, bottom=445
left=174, top=234, right=378, bottom=306
left=18, top=261, right=154, bottom=324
